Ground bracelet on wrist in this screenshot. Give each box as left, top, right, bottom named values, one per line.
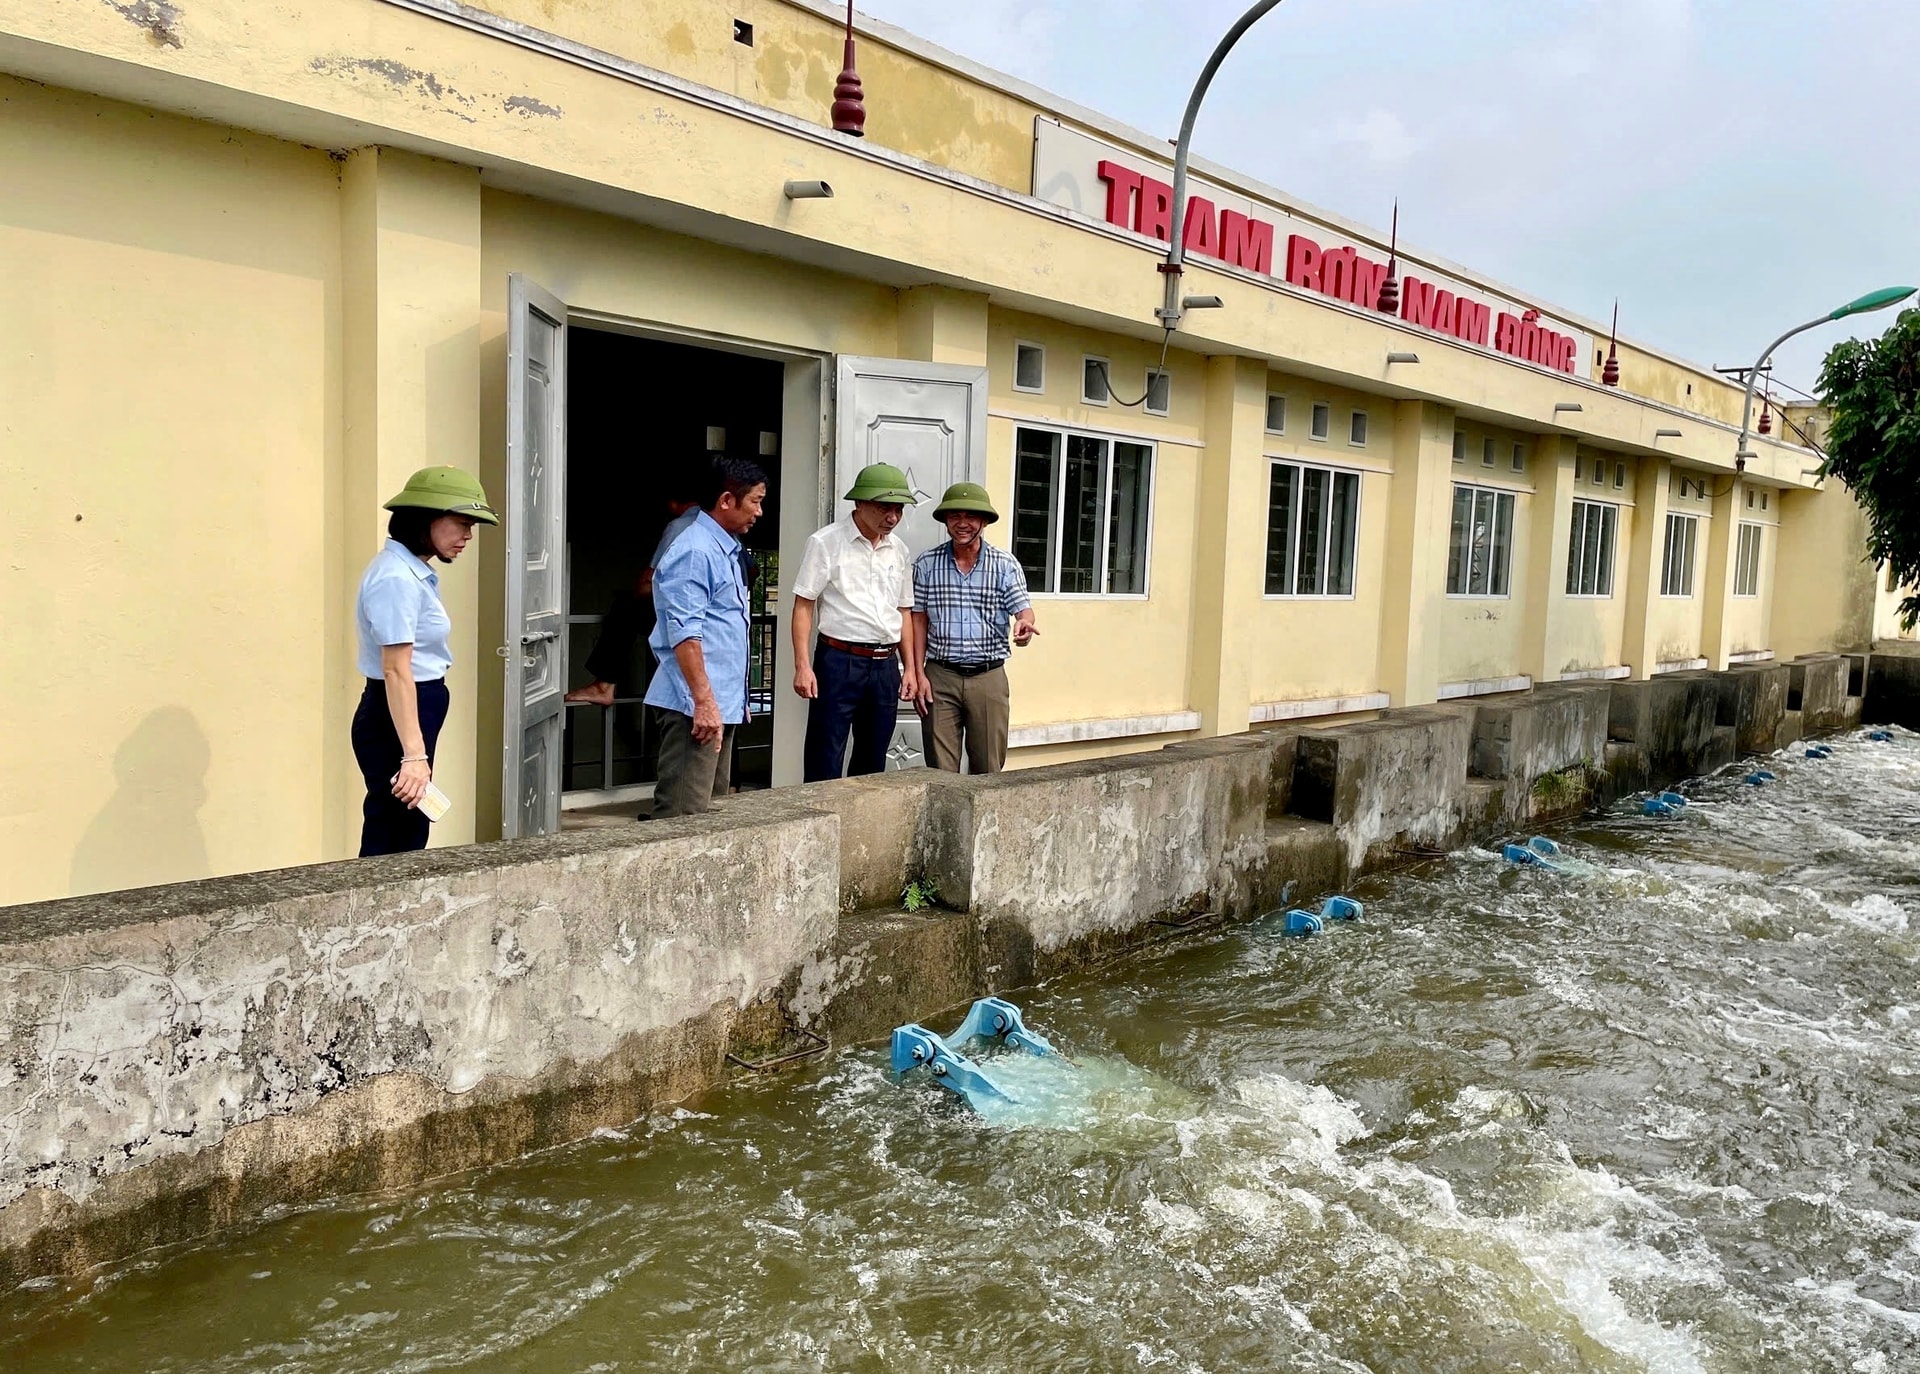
left=400, top=754, right=429, bottom=764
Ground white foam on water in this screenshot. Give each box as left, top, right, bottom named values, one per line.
left=1806, top=1278, right=1920, bottom=1335
left=1498, top=1221, right=1713, bottom=1374
left=1824, top=894, right=1912, bottom=936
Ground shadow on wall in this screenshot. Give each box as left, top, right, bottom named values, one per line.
left=70, top=707, right=212, bottom=896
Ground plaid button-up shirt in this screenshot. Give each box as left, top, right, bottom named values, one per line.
left=912, top=539, right=1032, bottom=665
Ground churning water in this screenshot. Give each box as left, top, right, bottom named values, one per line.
left=9, top=733, right=1920, bottom=1372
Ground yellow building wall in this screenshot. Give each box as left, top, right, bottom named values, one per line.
left=1773, top=481, right=1878, bottom=658
left=472, top=0, right=1041, bottom=192
left=0, top=77, right=343, bottom=906
left=1548, top=449, right=1636, bottom=675
left=982, top=313, right=1201, bottom=728
left=1722, top=500, right=1778, bottom=656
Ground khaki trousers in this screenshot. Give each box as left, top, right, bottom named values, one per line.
left=924, top=661, right=1010, bottom=774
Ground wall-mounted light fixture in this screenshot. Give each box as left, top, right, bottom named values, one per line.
left=784, top=179, right=834, bottom=200
left=1552, top=402, right=1584, bottom=415
left=1182, top=295, right=1224, bottom=310
left=1654, top=428, right=1683, bottom=439
left=1386, top=351, right=1420, bottom=365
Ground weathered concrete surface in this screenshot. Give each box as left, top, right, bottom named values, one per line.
left=1, top=661, right=1865, bottom=1286
left=1606, top=672, right=1723, bottom=787
left=1789, top=655, right=1851, bottom=734
left=1865, top=643, right=1920, bottom=728
left=926, top=739, right=1271, bottom=980
left=1293, top=708, right=1474, bottom=869
left=0, top=799, right=839, bottom=1288
left=1714, top=665, right=1790, bottom=755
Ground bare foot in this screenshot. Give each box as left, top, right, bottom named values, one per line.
left=564, top=680, right=617, bottom=706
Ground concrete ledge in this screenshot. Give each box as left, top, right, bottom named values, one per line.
left=1293, top=708, right=1473, bottom=868
left=1727, top=649, right=1776, bottom=664
left=1437, top=674, right=1533, bottom=700
left=1558, top=665, right=1631, bottom=682
left=1654, top=657, right=1709, bottom=674
left=1009, top=710, right=1202, bottom=748
left=1788, top=655, right=1851, bottom=734
left=1714, top=664, right=1789, bottom=755
left=1606, top=672, right=1723, bottom=786
left=1249, top=691, right=1390, bottom=723
left=1866, top=643, right=1920, bottom=728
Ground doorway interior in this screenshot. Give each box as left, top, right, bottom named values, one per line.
left=562, top=328, right=785, bottom=812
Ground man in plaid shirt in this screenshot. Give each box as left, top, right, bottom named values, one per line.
left=909, top=482, right=1037, bottom=773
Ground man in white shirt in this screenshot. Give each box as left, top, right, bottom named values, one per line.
left=792, top=463, right=921, bottom=782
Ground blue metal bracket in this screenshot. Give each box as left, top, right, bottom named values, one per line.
left=1659, top=792, right=1688, bottom=807
left=1643, top=799, right=1675, bottom=816
left=889, top=1024, right=1015, bottom=1103
left=1527, top=836, right=1563, bottom=857
left=1745, top=769, right=1777, bottom=785
left=947, top=996, right=1055, bottom=1057
left=1804, top=744, right=1833, bottom=759
left=1283, top=908, right=1324, bottom=936
left=1868, top=729, right=1893, bottom=742
left=1318, top=895, right=1363, bottom=922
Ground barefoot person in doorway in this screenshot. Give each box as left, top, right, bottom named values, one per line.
left=351, top=466, right=497, bottom=855
left=645, top=457, right=767, bottom=817
left=792, top=463, right=920, bottom=782
left=909, top=482, right=1036, bottom=774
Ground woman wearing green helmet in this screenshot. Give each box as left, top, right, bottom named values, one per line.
left=351, top=466, right=498, bottom=856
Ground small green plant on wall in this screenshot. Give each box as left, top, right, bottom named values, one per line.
left=1531, top=759, right=1605, bottom=811
left=901, top=877, right=941, bottom=912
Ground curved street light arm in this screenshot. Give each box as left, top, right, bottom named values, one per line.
left=1734, top=314, right=1826, bottom=468
left=1159, top=0, right=1286, bottom=328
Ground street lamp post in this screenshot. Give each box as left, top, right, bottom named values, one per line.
left=1733, top=286, right=1915, bottom=469
left=1158, top=0, right=1286, bottom=330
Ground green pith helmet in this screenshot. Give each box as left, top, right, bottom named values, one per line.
left=932, top=481, right=999, bottom=524
left=383, top=466, right=500, bottom=525
left=843, top=462, right=917, bottom=505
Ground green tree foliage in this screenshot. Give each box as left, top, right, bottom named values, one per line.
left=1818, top=306, right=1920, bottom=629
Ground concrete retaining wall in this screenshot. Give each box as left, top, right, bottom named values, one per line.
left=1866, top=643, right=1920, bottom=728
left=0, top=663, right=1867, bottom=1285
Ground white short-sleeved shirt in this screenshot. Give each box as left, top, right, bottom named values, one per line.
left=356, top=539, right=452, bottom=681
left=792, top=514, right=913, bottom=645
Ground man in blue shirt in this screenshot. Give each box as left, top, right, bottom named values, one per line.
left=910, top=482, right=1037, bottom=774
left=646, top=458, right=767, bottom=816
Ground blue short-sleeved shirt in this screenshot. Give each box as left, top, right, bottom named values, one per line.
left=645, top=511, right=751, bottom=723
left=912, top=539, right=1032, bottom=665
left=651, top=508, right=698, bottom=568
left=356, top=539, right=452, bottom=681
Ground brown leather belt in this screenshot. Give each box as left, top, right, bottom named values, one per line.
left=820, top=635, right=898, bottom=659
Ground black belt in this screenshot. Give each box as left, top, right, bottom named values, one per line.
left=928, top=657, right=1005, bottom=678
left=820, top=635, right=899, bottom=659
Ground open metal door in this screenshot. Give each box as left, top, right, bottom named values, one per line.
left=833, top=356, right=988, bottom=769
left=503, top=275, right=568, bottom=838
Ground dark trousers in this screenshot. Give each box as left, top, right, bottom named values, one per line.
left=585, top=591, right=654, bottom=686
left=352, top=678, right=450, bottom=857
left=652, top=708, right=737, bottom=818
left=803, top=643, right=902, bottom=783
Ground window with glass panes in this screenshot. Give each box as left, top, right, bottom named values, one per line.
left=1733, top=521, right=1763, bottom=597
left=1661, top=513, right=1698, bottom=596
left=1265, top=460, right=1360, bottom=596
left=1011, top=426, right=1153, bottom=595
left=1446, top=484, right=1516, bottom=596
left=1565, top=500, right=1618, bottom=597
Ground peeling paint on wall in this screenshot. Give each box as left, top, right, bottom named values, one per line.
left=307, top=55, right=478, bottom=120
left=504, top=93, right=562, bottom=119
left=104, top=0, right=182, bottom=49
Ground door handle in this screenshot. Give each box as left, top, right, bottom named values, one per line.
left=519, top=630, right=559, bottom=645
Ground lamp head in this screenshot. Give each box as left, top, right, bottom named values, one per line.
left=1830, top=286, right=1915, bottom=320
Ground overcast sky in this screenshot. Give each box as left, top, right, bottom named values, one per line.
left=856, top=0, right=1918, bottom=395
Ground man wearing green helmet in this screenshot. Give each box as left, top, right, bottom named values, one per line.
left=909, top=481, right=1037, bottom=774
left=791, top=462, right=921, bottom=781
left=352, top=465, right=497, bottom=855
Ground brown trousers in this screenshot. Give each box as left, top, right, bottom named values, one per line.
left=923, top=661, right=1010, bottom=774
left=651, top=708, right=737, bottom=817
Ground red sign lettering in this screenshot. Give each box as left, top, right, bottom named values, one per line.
left=1090, top=164, right=1575, bottom=373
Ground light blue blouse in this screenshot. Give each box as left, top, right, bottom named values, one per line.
left=645, top=511, right=750, bottom=723
left=356, top=539, right=453, bottom=681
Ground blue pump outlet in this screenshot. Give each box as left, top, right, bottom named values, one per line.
left=1319, top=895, right=1363, bottom=922
left=1745, top=769, right=1776, bottom=785
left=1283, top=909, right=1324, bottom=936
left=946, top=996, right=1055, bottom=1057
left=1527, top=836, right=1563, bottom=857
left=1868, top=729, right=1892, bottom=742
left=889, top=1025, right=1015, bottom=1103
left=1643, top=799, right=1675, bottom=816
left=1659, top=792, right=1688, bottom=807
left=1503, top=843, right=1540, bottom=865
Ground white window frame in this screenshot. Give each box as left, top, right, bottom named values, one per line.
left=1310, top=402, right=1331, bottom=442
left=1733, top=520, right=1763, bottom=598
left=1565, top=499, right=1619, bottom=598
left=1010, top=423, right=1155, bottom=600
left=1144, top=368, right=1172, bottom=417
left=1348, top=410, right=1368, bottom=447
left=1013, top=340, right=1046, bottom=394
left=1264, top=457, right=1364, bottom=601
left=1265, top=393, right=1287, bottom=435
left=1446, top=482, right=1518, bottom=598
left=1661, top=512, right=1699, bottom=597
left=1081, top=355, right=1110, bottom=407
